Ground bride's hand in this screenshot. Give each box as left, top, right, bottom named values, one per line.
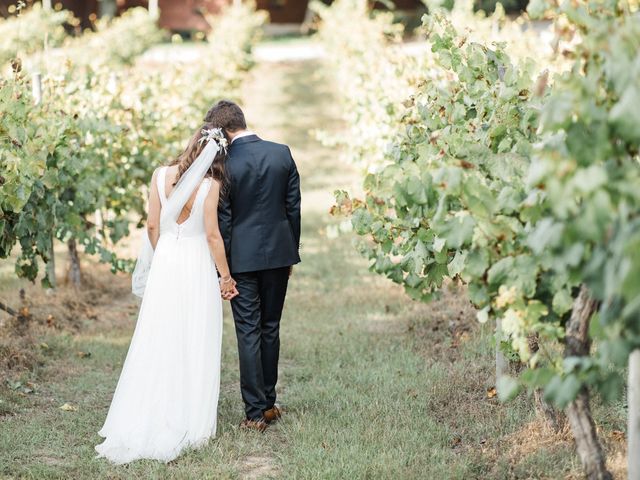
left=220, top=276, right=238, bottom=300
left=221, top=286, right=239, bottom=301
left=222, top=287, right=239, bottom=301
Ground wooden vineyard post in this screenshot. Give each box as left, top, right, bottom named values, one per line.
left=32, top=72, right=42, bottom=105
left=148, top=0, right=159, bottom=18
left=495, top=317, right=508, bottom=382
left=66, top=238, right=82, bottom=287
left=32, top=72, right=56, bottom=290
left=628, top=349, right=640, bottom=480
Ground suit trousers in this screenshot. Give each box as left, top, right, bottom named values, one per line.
left=230, top=266, right=289, bottom=420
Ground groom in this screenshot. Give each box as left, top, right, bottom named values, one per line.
left=205, top=100, right=301, bottom=432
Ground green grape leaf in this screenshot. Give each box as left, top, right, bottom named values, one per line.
left=448, top=250, right=467, bottom=276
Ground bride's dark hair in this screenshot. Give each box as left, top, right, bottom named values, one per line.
left=169, top=122, right=228, bottom=190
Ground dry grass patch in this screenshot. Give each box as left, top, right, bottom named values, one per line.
left=407, top=282, right=478, bottom=363
left=239, top=454, right=280, bottom=479
left=0, top=265, right=135, bottom=415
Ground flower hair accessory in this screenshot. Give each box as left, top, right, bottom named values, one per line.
left=198, top=127, right=228, bottom=153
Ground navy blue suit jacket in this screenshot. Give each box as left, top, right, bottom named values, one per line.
left=218, top=135, right=301, bottom=274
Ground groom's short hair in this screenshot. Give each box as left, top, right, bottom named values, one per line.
left=205, top=100, right=247, bottom=132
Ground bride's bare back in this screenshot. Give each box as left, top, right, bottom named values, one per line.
left=163, top=165, right=204, bottom=225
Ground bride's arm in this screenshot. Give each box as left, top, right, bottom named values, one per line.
left=147, top=169, right=161, bottom=249
left=204, top=181, right=238, bottom=299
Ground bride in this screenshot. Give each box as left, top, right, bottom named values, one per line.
left=95, top=123, right=238, bottom=464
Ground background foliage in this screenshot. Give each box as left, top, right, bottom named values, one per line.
left=0, top=3, right=266, bottom=285
left=321, top=0, right=639, bottom=475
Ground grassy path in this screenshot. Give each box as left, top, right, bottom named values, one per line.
left=0, top=41, right=626, bottom=479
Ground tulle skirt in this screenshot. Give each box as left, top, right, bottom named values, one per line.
left=96, top=233, right=223, bottom=464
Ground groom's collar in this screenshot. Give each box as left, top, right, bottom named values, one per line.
left=230, top=133, right=260, bottom=147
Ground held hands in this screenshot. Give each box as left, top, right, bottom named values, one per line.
left=219, top=276, right=239, bottom=301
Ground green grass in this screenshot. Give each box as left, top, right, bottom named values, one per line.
left=0, top=45, right=627, bottom=479
left=0, top=214, right=545, bottom=480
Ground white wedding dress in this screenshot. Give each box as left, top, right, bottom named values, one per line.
left=95, top=165, right=223, bottom=465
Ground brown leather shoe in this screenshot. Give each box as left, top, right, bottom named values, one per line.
left=240, top=418, right=268, bottom=432
left=263, top=405, right=283, bottom=423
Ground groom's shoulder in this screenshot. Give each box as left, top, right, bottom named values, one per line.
left=258, top=138, right=291, bottom=155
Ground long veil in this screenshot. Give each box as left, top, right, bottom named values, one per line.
left=131, top=139, right=221, bottom=297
